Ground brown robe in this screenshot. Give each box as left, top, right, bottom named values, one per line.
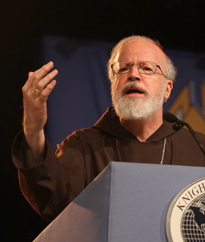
left=12, top=107, right=205, bottom=220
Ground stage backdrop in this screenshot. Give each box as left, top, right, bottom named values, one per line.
left=42, top=34, right=205, bottom=148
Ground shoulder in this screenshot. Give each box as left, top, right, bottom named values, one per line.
left=174, top=127, right=205, bottom=144
left=64, top=126, right=105, bottom=144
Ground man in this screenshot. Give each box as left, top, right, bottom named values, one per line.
left=12, top=35, right=205, bottom=220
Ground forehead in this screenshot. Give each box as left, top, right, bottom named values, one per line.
left=118, top=39, right=166, bottom=64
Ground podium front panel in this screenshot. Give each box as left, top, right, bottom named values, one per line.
left=34, top=162, right=205, bottom=242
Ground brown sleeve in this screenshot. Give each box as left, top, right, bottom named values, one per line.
left=11, top=130, right=86, bottom=220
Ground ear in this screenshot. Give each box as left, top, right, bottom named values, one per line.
left=164, top=80, right=173, bottom=101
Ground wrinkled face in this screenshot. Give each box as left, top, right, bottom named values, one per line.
left=111, top=39, right=173, bottom=120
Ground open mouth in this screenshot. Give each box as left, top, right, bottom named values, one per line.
left=124, top=88, right=144, bottom=95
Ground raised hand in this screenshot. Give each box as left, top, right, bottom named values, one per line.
left=22, top=61, right=58, bottom=158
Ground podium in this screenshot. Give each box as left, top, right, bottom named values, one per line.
left=33, top=162, right=205, bottom=241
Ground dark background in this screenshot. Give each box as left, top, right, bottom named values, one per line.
left=2, top=0, right=205, bottom=241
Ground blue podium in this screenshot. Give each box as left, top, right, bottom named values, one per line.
left=33, top=162, right=205, bottom=242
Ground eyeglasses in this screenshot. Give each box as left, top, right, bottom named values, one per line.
left=111, top=61, right=167, bottom=78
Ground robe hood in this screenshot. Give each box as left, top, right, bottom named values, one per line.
left=94, top=106, right=177, bottom=142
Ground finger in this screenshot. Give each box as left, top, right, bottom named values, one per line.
left=27, top=61, right=55, bottom=87
left=38, top=80, right=57, bottom=101
left=35, top=69, right=58, bottom=91
left=35, top=61, right=55, bottom=80
left=28, top=71, right=34, bottom=78
left=22, top=71, right=35, bottom=93
left=23, top=61, right=54, bottom=93
left=24, top=61, right=58, bottom=98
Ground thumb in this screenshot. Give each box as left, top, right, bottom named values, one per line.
left=28, top=71, right=34, bottom=78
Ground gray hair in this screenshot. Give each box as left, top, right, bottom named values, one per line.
left=107, top=35, right=177, bottom=83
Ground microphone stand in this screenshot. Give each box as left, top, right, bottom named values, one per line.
left=173, top=120, right=205, bottom=156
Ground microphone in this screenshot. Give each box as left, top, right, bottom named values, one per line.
left=163, top=112, right=205, bottom=156
left=163, top=112, right=185, bottom=130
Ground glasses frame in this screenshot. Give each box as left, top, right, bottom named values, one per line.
left=111, top=61, right=167, bottom=79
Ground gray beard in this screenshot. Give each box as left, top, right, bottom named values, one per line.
left=112, top=82, right=166, bottom=120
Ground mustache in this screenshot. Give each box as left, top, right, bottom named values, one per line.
left=121, top=82, right=148, bottom=95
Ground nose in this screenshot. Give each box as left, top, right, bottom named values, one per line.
left=128, top=64, right=141, bottom=81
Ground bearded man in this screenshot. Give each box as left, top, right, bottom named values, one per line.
left=12, top=35, right=205, bottom=220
